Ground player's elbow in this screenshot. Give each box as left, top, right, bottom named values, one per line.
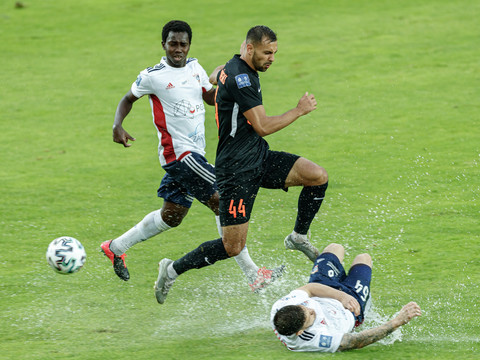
left=252, top=124, right=271, bottom=137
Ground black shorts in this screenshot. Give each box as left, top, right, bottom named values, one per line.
left=217, top=150, right=300, bottom=226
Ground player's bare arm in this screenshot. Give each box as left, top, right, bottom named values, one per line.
left=244, top=92, right=317, bottom=137
left=209, top=65, right=224, bottom=85
left=202, top=87, right=216, bottom=106
left=298, top=283, right=360, bottom=315
left=337, top=302, right=422, bottom=352
left=113, top=90, right=139, bottom=147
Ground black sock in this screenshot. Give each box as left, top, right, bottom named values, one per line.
left=172, top=238, right=230, bottom=276
left=294, top=182, right=328, bottom=235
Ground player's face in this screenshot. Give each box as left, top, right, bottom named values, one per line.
left=163, top=31, right=191, bottom=68
left=299, top=305, right=316, bottom=330
left=251, top=38, right=277, bottom=72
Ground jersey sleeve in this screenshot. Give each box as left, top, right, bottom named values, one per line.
left=225, top=72, right=262, bottom=113
left=130, top=69, right=153, bottom=98
left=197, top=63, right=213, bottom=93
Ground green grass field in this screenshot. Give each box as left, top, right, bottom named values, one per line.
left=1, top=0, right=479, bottom=359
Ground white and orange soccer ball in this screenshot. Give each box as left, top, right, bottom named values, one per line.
left=46, top=236, right=86, bottom=274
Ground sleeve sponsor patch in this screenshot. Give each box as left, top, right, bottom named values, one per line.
left=135, top=75, right=142, bottom=86
left=235, top=73, right=251, bottom=89
left=319, top=335, right=332, bottom=348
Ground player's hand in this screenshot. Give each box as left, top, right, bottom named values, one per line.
left=339, top=293, right=361, bottom=316
left=395, top=302, right=422, bottom=326
left=113, top=125, right=136, bottom=147
left=296, top=92, right=317, bottom=116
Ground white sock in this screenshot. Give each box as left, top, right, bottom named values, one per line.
left=167, top=263, right=178, bottom=279
left=110, top=210, right=171, bottom=255
left=215, top=215, right=223, bottom=238
left=234, top=246, right=259, bottom=281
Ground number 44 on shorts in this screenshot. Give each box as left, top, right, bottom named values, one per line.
left=228, top=199, right=246, bottom=219
left=355, top=280, right=369, bottom=302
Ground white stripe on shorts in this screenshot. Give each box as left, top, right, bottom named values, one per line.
left=181, top=153, right=216, bottom=184
left=229, top=103, right=239, bottom=138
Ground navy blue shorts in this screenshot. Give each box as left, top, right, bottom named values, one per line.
left=157, top=152, right=217, bottom=208
left=309, top=252, right=372, bottom=326
left=217, top=150, right=300, bottom=226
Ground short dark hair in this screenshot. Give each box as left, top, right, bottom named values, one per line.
left=246, top=25, right=277, bottom=45
left=273, top=305, right=306, bottom=336
left=162, top=20, right=192, bottom=44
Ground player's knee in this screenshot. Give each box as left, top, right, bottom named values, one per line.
left=223, top=242, right=242, bottom=257
left=322, top=243, right=344, bottom=254
left=204, top=192, right=220, bottom=215
left=160, top=212, right=185, bottom=228
left=354, top=253, right=372, bottom=267
left=314, top=166, right=328, bottom=185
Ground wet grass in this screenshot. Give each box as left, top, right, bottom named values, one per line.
left=1, top=0, right=479, bottom=359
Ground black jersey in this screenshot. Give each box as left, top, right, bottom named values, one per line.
left=214, top=55, right=269, bottom=174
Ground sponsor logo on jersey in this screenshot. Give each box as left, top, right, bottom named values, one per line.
left=166, top=82, right=175, bottom=90
left=235, top=73, right=251, bottom=89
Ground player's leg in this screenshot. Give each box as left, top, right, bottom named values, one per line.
left=109, top=201, right=187, bottom=255
left=343, top=253, right=372, bottom=326
left=177, top=152, right=277, bottom=285
left=308, top=243, right=346, bottom=286
left=261, top=151, right=327, bottom=262
left=321, top=243, right=345, bottom=263
left=101, top=171, right=191, bottom=281
left=284, top=157, right=328, bottom=261
left=285, top=156, right=328, bottom=234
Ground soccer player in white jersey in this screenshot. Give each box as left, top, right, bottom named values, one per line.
left=271, top=243, right=421, bottom=352
left=101, top=20, right=284, bottom=292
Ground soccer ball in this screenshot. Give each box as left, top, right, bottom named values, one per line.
left=46, top=236, right=86, bottom=274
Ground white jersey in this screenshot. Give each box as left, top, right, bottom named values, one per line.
left=270, top=290, right=355, bottom=353
left=131, top=57, right=213, bottom=166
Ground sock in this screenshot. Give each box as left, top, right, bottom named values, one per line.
left=294, top=182, right=328, bottom=235
left=234, top=246, right=259, bottom=280
left=172, top=238, right=230, bottom=276
left=110, top=209, right=171, bottom=255
left=215, top=215, right=223, bottom=237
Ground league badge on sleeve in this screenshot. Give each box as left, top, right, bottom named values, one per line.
left=235, top=74, right=251, bottom=89
left=319, top=335, right=332, bottom=348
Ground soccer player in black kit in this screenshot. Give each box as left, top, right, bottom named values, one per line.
left=154, top=25, right=329, bottom=304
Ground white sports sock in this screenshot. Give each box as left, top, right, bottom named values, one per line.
left=234, top=246, right=259, bottom=281
left=215, top=215, right=223, bottom=238
left=110, top=209, right=171, bottom=255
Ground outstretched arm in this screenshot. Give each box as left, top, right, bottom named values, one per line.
left=244, top=92, right=317, bottom=137
left=337, top=302, right=422, bottom=352
left=113, top=90, right=139, bottom=147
